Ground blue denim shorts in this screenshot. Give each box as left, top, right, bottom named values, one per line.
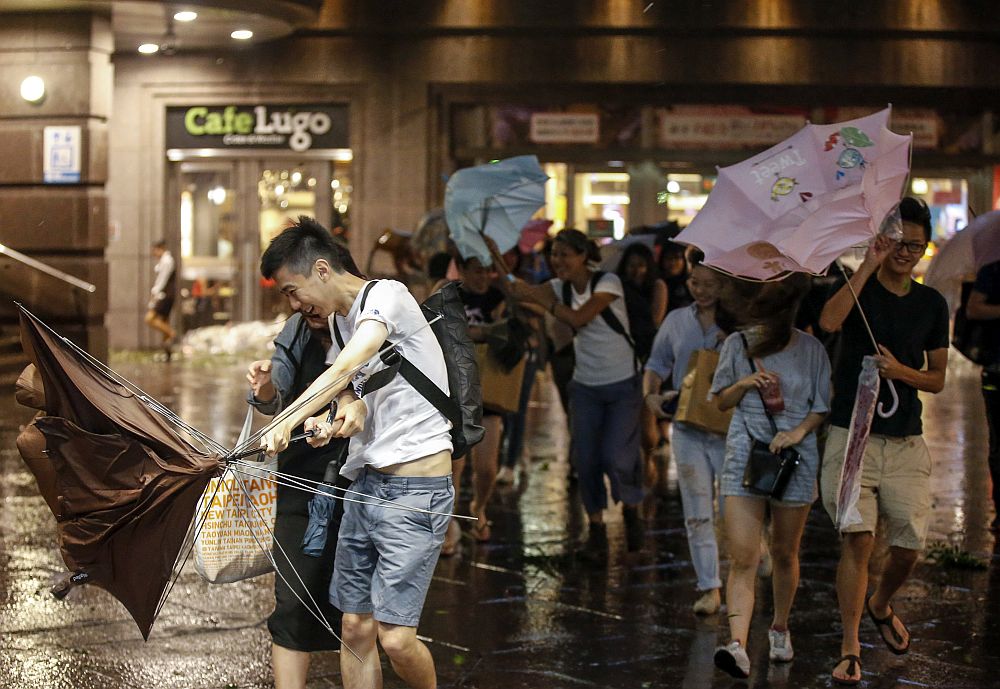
left=329, top=467, right=453, bottom=627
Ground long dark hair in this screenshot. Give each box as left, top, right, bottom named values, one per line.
left=553, top=228, right=601, bottom=264
left=744, top=273, right=811, bottom=358
left=616, top=243, right=659, bottom=294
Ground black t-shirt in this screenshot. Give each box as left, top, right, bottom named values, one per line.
left=459, top=284, right=505, bottom=325
left=828, top=275, right=949, bottom=437
left=973, top=261, right=1000, bottom=366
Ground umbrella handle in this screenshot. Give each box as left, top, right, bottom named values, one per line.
left=876, top=380, right=899, bottom=418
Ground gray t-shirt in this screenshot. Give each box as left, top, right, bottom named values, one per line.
left=550, top=272, right=635, bottom=386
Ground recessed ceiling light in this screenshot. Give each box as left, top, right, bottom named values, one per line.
left=173, top=10, right=197, bottom=22
left=138, top=43, right=160, bottom=54
left=231, top=29, right=253, bottom=40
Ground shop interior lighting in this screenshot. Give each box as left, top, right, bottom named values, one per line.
left=911, top=178, right=929, bottom=195
left=207, top=186, right=227, bottom=205
left=19, top=75, right=45, bottom=103
left=138, top=43, right=159, bottom=54
left=231, top=29, right=253, bottom=40
left=666, top=180, right=681, bottom=193
left=173, top=10, right=197, bottom=22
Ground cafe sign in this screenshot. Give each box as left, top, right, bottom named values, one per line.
left=166, top=104, right=349, bottom=152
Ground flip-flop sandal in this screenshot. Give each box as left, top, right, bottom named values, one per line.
left=866, top=596, right=910, bottom=655
left=832, top=654, right=862, bottom=686
left=472, top=519, right=493, bottom=542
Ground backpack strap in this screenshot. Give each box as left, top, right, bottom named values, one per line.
left=335, top=280, right=462, bottom=429
left=590, top=271, right=640, bottom=372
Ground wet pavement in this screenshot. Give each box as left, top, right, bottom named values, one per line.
left=1, top=350, right=998, bottom=688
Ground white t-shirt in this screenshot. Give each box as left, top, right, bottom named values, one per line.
left=326, top=280, right=453, bottom=479
left=549, top=272, right=636, bottom=386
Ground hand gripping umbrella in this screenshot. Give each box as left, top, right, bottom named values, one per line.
left=445, top=155, right=549, bottom=266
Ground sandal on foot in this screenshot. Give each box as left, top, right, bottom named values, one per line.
left=832, top=654, right=861, bottom=686
left=472, top=519, right=492, bottom=542
left=866, top=596, right=910, bottom=655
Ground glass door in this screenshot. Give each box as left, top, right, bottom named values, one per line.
left=171, top=157, right=355, bottom=332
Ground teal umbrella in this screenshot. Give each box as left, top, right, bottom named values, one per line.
left=445, top=155, right=549, bottom=265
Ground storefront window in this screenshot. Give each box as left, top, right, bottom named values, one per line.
left=659, top=173, right=714, bottom=227
left=575, top=172, right=629, bottom=239
left=909, top=177, right=969, bottom=241
left=178, top=166, right=237, bottom=330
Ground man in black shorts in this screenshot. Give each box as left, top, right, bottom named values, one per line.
left=145, top=240, right=177, bottom=356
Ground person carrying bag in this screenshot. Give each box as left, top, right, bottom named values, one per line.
left=707, top=274, right=831, bottom=681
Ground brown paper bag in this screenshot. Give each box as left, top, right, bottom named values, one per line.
left=474, top=343, right=526, bottom=414
left=674, top=349, right=733, bottom=435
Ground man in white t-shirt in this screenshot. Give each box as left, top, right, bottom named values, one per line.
left=260, top=217, right=453, bottom=689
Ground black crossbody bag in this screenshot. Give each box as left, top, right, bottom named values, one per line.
left=738, top=333, right=800, bottom=499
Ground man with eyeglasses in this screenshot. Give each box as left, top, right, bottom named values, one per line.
left=817, top=197, right=949, bottom=685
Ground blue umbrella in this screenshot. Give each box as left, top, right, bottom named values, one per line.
left=444, top=155, right=549, bottom=265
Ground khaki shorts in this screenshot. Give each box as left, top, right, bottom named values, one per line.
left=820, top=425, right=932, bottom=551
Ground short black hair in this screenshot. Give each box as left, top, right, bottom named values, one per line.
left=428, top=251, right=452, bottom=280
left=260, top=216, right=350, bottom=279
left=899, top=197, right=932, bottom=242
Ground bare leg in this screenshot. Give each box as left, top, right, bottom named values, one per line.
left=145, top=309, right=175, bottom=342
left=768, top=503, right=811, bottom=629
left=868, top=545, right=919, bottom=649
left=834, top=531, right=874, bottom=682
left=722, top=496, right=767, bottom=645
left=272, top=644, right=310, bottom=689
left=470, top=415, right=502, bottom=540
left=379, top=623, right=436, bottom=689
left=340, top=613, right=382, bottom=689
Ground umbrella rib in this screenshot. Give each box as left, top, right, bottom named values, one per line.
left=230, top=315, right=442, bottom=457
left=155, top=471, right=230, bottom=625
left=19, top=306, right=228, bottom=455
left=228, top=473, right=363, bottom=663
left=229, top=462, right=475, bottom=521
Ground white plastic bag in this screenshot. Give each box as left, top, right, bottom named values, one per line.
left=194, top=407, right=277, bottom=583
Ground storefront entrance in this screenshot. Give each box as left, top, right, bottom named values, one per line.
left=168, top=156, right=353, bottom=332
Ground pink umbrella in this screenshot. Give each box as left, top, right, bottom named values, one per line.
left=675, top=107, right=912, bottom=281
left=925, top=211, right=1000, bottom=314
left=518, top=218, right=553, bottom=254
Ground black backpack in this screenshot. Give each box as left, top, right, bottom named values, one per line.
left=561, top=271, right=655, bottom=368
left=333, top=280, right=485, bottom=459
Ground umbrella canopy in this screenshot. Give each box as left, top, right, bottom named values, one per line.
left=19, top=306, right=222, bottom=639
left=925, top=210, right=1000, bottom=313
left=676, top=108, right=912, bottom=281
left=445, top=155, right=549, bottom=265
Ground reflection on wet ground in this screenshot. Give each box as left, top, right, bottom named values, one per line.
left=0, top=352, right=997, bottom=688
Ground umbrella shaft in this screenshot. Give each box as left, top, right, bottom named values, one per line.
left=226, top=431, right=314, bottom=462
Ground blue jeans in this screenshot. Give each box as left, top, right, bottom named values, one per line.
left=671, top=423, right=726, bottom=591
left=568, top=374, right=644, bottom=514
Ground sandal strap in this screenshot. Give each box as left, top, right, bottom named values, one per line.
left=837, top=654, right=861, bottom=677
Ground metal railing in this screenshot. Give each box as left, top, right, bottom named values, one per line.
left=0, top=243, right=96, bottom=293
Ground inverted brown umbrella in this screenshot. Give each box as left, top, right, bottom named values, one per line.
left=18, top=305, right=224, bottom=640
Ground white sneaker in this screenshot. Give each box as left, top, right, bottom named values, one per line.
left=768, top=627, right=794, bottom=662
left=714, top=640, right=750, bottom=679
left=692, top=589, right=721, bottom=616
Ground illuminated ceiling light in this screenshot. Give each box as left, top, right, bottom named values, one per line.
left=207, top=186, right=227, bottom=205
left=138, top=43, right=160, bottom=54
left=911, top=178, right=929, bottom=195
left=173, top=10, right=197, bottom=22
left=231, top=29, right=253, bottom=40
left=666, top=180, right=681, bottom=193
left=19, top=75, right=45, bottom=103
left=290, top=171, right=302, bottom=185
left=274, top=184, right=285, bottom=195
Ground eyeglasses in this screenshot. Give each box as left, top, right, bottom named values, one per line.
left=896, top=240, right=928, bottom=256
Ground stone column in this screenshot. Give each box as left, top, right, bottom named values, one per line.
left=0, top=11, right=111, bottom=362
